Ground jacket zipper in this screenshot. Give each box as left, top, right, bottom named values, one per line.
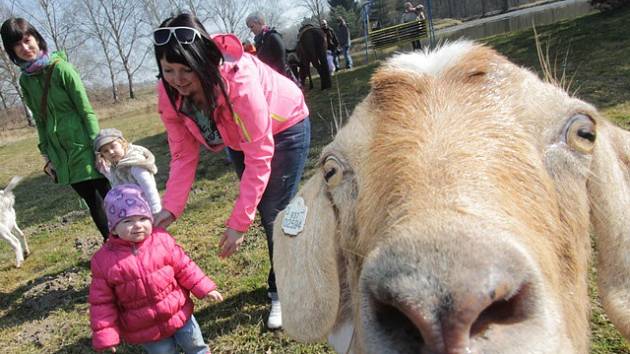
left=132, top=243, right=155, bottom=300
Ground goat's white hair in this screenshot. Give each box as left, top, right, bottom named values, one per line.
left=0, top=176, right=29, bottom=268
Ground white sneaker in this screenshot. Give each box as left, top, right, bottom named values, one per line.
left=267, top=299, right=282, bottom=329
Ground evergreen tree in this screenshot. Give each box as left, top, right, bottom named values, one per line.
left=367, top=0, right=396, bottom=28
left=328, top=0, right=356, bottom=11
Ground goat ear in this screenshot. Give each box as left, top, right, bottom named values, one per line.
left=589, top=121, right=630, bottom=340
left=273, top=173, right=340, bottom=341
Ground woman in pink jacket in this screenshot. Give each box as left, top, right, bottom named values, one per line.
left=152, top=13, right=310, bottom=330
left=89, top=184, right=223, bottom=353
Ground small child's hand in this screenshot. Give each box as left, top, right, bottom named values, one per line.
left=95, top=154, right=110, bottom=174
left=207, top=290, right=223, bottom=302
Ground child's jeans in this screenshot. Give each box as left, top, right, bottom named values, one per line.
left=141, top=315, right=209, bottom=354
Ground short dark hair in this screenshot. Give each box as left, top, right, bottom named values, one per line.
left=1, top=17, right=48, bottom=64
left=154, top=13, right=229, bottom=115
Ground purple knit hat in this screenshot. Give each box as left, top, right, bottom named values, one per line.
left=104, top=184, right=153, bottom=232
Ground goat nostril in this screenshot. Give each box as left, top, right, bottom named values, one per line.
left=373, top=299, right=425, bottom=347
left=470, top=282, right=531, bottom=337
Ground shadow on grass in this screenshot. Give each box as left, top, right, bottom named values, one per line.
left=0, top=260, right=91, bottom=329
left=197, top=287, right=271, bottom=341
left=51, top=337, right=145, bottom=354
left=51, top=337, right=96, bottom=354
left=11, top=174, right=87, bottom=229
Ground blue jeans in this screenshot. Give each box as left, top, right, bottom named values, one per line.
left=228, top=118, right=311, bottom=294
left=141, top=315, right=208, bottom=354
left=341, top=45, right=353, bottom=68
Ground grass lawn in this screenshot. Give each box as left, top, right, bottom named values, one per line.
left=0, top=6, right=629, bottom=354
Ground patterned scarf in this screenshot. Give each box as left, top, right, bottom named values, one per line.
left=109, top=144, right=158, bottom=186
left=19, top=50, right=50, bottom=75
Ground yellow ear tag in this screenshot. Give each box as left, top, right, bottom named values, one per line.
left=282, top=196, right=308, bottom=236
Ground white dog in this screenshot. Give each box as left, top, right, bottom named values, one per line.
left=0, top=176, right=29, bottom=268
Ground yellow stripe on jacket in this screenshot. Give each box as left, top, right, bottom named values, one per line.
left=233, top=112, right=252, bottom=142
left=233, top=113, right=288, bottom=141
left=271, top=113, right=288, bottom=122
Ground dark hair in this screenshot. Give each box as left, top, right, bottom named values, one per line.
left=154, top=13, right=229, bottom=115
left=1, top=17, right=48, bottom=64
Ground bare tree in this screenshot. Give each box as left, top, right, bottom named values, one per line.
left=80, top=0, right=120, bottom=102
left=10, top=0, right=84, bottom=57
left=298, top=0, right=329, bottom=23
left=206, top=0, right=252, bottom=38
left=141, top=0, right=208, bottom=27
left=255, top=0, right=286, bottom=29
left=98, top=0, right=151, bottom=99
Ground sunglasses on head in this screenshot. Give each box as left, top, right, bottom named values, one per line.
left=153, top=26, right=202, bottom=46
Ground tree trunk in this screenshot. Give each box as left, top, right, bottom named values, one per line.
left=126, top=68, right=135, bottom=99
left=0, top=90, right=7, bottom=109
left=24, top=104, right=35, bottom=127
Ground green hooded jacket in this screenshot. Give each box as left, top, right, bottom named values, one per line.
left=20, top=51, right=102, bottom=185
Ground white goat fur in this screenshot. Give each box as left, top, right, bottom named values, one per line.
left=0, top=176, right=29, bottom=268
left=273, top=41, right=630, bottom=353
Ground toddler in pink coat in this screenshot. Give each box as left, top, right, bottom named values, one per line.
left=88, top=184, right=223, bottom=353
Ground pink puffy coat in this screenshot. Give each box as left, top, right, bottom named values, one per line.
left=89, top=228, right=216, bottom=350
left=158, top=33, right=309, bottom=232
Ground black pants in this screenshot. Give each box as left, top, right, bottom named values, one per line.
left=70, top=178, right=110, bottom=240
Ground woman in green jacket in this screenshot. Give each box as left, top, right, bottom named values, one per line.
left=1, top=17, right=110, bottom=240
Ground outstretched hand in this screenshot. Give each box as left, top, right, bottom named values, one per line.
left=206, top=290, right=224, bottom=302
left=218, top=228, right=244, bottom=259
left=153, top=209, right=175, bottom=229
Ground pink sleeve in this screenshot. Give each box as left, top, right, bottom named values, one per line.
left=157, top=81, right=200, bottom=218
left=160, top=230, right=217, bottom=298
left=88, top=256, right=121, bottom=350
left=224, top=70, right=275, bottom=232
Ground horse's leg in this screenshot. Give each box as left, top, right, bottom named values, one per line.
left=299, top=59, right=313, bottom=90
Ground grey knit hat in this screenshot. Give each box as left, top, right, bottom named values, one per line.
left=94, top=128, right=123, bottom=152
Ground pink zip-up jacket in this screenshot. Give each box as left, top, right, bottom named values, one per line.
left=158, top=33, right=309, bottom=232
left=89, top=228, right=216, bottom=350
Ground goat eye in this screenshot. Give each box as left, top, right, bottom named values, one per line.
left=564, top=114, right=596, bottom=154
left=322, top=156, right=343, bottom=187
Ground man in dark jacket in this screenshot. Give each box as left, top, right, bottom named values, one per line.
left=246, top=12, right=299, bottom=84
left=320, top=19, right=340, bottom=71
